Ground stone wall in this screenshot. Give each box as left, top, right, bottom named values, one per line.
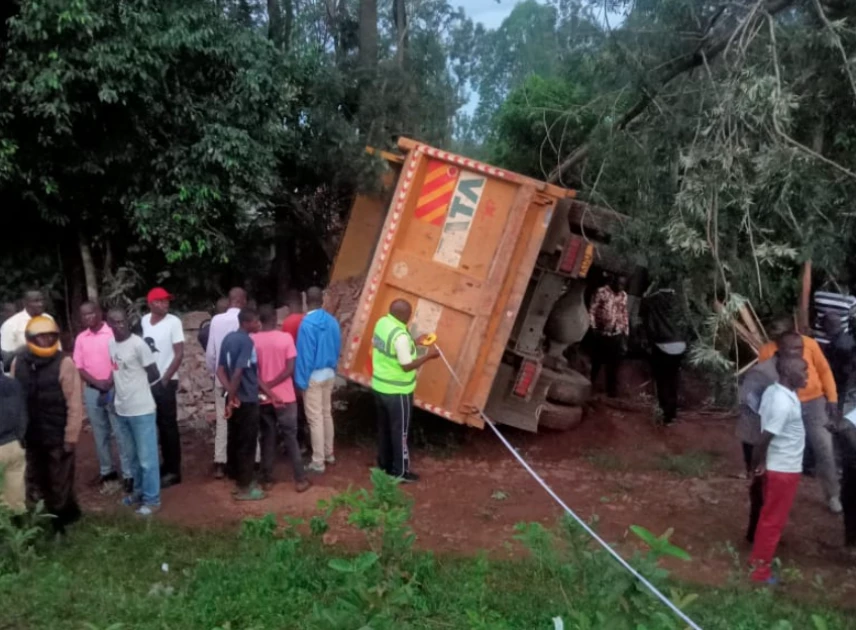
left=177, top=311, right=216, bottom=430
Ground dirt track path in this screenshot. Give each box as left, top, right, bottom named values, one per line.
left=74, top=397, right=856, bottom=598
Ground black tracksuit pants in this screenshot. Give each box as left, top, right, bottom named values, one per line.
left=227, top=403, right=260, bottom=489
left=651, top=347, right=683, bottom=423
left=375, top=392, right=413, bottom=477
left=153, top=380, right=181, bottom=478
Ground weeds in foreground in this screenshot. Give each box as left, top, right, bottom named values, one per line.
left=0, top=469, right=851, bottom=629
left=0, top=467, right=51, bottom=575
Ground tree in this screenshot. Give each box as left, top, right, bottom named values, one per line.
left=2, top=0, right=294, bottom=300
left=480, top=0, right=856, bottom=367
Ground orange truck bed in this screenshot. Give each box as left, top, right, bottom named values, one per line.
left=332, top=138, right=575, bottom=428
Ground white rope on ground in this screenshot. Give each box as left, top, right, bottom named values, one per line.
left=432, top=345, right=704, bottom=630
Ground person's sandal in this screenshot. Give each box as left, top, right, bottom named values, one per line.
left=234, top=488, right=266, bottom=501
left=295, top=479, right=312, bottom=493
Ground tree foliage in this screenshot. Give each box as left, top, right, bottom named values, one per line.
left=478, top=0, right=856, bottom=365
left=0, top=0, right=478, bottom=310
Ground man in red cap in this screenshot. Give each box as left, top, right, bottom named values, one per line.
left=141, top=287, right=185, bottom=488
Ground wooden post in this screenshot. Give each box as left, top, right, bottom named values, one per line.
left=799, top=260, right=812, bottom=334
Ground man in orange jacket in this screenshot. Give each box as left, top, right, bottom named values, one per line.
left=758, top=319, right=841, bottom=513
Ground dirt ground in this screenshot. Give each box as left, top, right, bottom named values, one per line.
left=74, top=388, right=856, bottom=599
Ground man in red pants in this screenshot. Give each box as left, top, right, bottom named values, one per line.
left=749, top=355, right=808, bottom=583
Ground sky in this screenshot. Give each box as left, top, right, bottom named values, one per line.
left=462, top=0, right=521, bottom=29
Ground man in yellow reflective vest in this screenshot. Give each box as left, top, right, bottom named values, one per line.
left=372, top=299, right=439, bottom=483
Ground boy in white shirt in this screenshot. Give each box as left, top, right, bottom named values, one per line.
left=749, top=355, right=808, bottom=583
left=107, top=308, right=162, bottom=517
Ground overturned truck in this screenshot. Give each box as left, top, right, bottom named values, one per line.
left=328, top=138, right=627, bottom=432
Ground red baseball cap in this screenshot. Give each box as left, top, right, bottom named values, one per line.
left=147, top=287, right=174, bottom=303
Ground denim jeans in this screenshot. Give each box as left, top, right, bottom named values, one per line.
left=115, top=412, right=160, bottom=507
left=84, top=386, right=131, bottom=479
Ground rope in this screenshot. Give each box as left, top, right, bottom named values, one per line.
left=432, top=345, right=703, bottom=630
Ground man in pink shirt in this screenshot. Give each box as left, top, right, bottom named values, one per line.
left=73, top=302, right=130, bottom=494
left=254, top=305, right=310, bottom=493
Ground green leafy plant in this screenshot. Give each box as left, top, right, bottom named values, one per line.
left=240, top=513, right=278, bottom=540
left=312, top=468, right=429, bottom=628
left=629, top=526, right=692, bottom=562
left=0, top=467, right=51, bottom=575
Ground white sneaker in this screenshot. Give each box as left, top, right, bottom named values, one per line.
left=325, top=455, right=336, bottom=466
left=136, top=504, right=160, bottom=517
left=306, top=462, right=325, bottom=474
left=829, top=497, right=843, bottom=514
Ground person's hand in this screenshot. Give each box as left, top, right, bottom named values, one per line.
left=752, top=462, right=766, bottom=480
left=95, top=379, right=112, bottom=392
left=152, top=380, right=167, bottom=395
left=224, top=395, right=241, bottom=419
left=426, top=347, right=440, bottom=360
left=271, top=394, right=285, bottom=407
left=827, top=402, right=840, bottom=422
left=63, top=442, right=76, bottom=454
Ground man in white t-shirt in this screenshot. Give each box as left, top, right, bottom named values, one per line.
left=0, top=290, right=55, bottom=369
left=749, top=355, right=808, bottom=583
left=107, top=308, right=162, bottom=517
left=141, top=287, right=185, bottom=488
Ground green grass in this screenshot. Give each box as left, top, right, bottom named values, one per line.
left=0, top=513, right=852, bottom=630
left=656, top=450, right=719, bottom=478
left=586, top=449, right=632, bottom=472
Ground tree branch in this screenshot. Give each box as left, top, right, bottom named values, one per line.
left=547, top=0, right=796, bottom=184
left=811, top=0, right=856, bottom=105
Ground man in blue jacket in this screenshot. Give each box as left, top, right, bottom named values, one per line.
left=295, top=287, right=341, bottom=474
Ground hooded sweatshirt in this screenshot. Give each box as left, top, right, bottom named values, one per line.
left=294, top=309, right=342, bottom=391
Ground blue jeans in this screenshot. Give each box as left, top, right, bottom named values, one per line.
left=83, top=386, right=131, bottom=479
left=115, top=413, right=160, bottom=507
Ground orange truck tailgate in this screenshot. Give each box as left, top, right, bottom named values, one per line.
left=338, top=138, right=574, bottom=428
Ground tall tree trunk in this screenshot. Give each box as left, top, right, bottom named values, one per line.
left=358, top=0, right=377, bottom=70
left=78, top=232, right=99, bottom=302
left=283, top=0, right=294, bottom=52
left=267, top=0, right=283, bottom=48
left=393, top=0, right=407, bottom=67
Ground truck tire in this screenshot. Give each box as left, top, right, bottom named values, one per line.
left=538, top=404, right=584, bottom=431
left=545, top=370, right=591, bottom=406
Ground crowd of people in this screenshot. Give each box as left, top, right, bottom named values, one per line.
left=0, top=286, right=436, bottom=538
left=3, top=276, right=852, bottom=586
left=588, top=273, right=856, bottom=583
left=739, top=318, right=856, bottom=583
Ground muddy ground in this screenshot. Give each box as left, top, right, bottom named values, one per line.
left=74, top=387, right=856, bottom=603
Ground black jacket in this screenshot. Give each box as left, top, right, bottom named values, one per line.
left=14, top=353, right=67, bottom=448
left=0, top=373, right=27, bottom=447
left=641, top=289, right=686, bottom=344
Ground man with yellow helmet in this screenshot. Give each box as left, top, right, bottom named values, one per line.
left=10, top=316, right=84, bottom=538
